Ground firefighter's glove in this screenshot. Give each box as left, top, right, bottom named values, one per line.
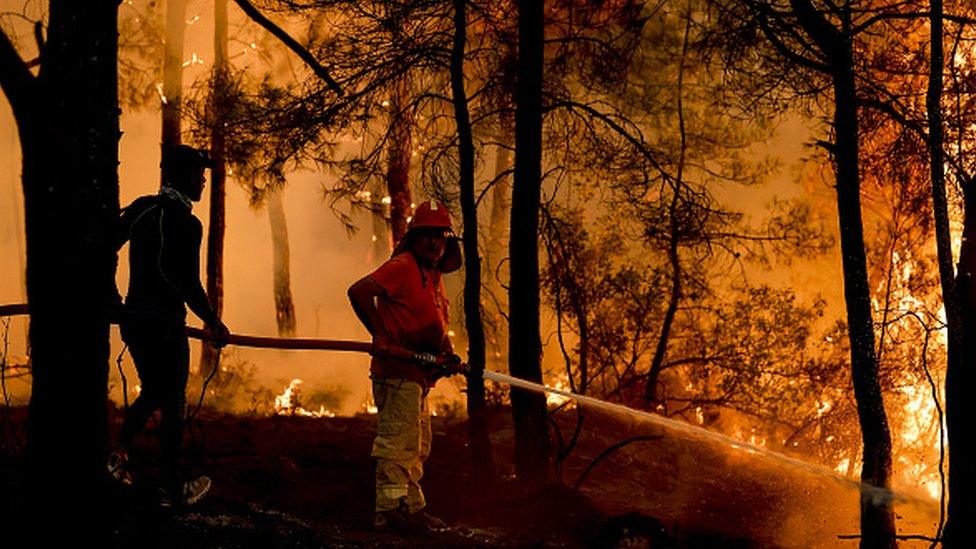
left=415, top=352, right=468, bottom=382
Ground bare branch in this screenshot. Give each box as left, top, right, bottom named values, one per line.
left=231, top=0, right=343, bottom=95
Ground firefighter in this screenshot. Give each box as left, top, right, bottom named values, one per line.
left=108, top=144, right=229, bottom=507
left=348, top=200, right=463, bottom=532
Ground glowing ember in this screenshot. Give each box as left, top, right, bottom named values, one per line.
left=362, top=393, right=378, bottom=415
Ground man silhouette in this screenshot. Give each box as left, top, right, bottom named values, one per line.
left=109, top=144, right=229, bottom=507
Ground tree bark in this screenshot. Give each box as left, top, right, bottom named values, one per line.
left=201, top=0, right=228, bottom=370
left=510, top=0, right=550, bottom=484
left=949, top=191, right=976, bottom=546
left=451, top=0, right=497, bottom=487
left=925, top=1, right=970, bottom=544
left=781, top=1, right=896, bottom=543
left=0, top=1, right=120, bottom=538
left=268, top=187, right=296, bottom=336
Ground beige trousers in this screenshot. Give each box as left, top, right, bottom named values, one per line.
left=371, top=378, right=431, bottom=513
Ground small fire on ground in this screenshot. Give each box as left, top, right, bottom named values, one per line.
left=273, top=379, right=336, bottom=418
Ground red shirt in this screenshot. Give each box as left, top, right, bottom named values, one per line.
left=369, top=252, right=450, bottom=386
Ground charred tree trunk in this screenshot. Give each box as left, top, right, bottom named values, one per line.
left=386, top=73, right=413, bottom=245
left=784, top=1, right=896, bottom=544
left=950, top=191, right=976, bottom=546
left=451, top=0, right=497, bottom=486
left=161, top=0, right=186, bottom=149
left=926, top=1, right=970, bottom=544
left=831, top=38, right=897, bottom=549
left=268, top=187, right=296, bottom=336
left=510, top=0, right=550, bottom=484
left=0, top=1, right=120, bottom=538
left=201, top=0, right=228, bottom=370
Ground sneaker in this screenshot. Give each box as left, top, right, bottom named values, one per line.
left=160, top=475, right=212, bottom=508
left=107, top=449, right=133, bottom=486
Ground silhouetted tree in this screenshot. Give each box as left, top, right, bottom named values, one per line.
left=201, top=0, right=230, bottom=371
left=0, top=1, right=120, bottom=539
left=707, top=0, right=898, bottom=543
left=509, top=0, right=551, bottom=484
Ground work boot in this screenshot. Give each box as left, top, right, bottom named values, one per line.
left=159, top=475, right=212, bottom=508
left=406, top=509, right=447, bottom=532
left=373, top=497, right=411, bottom=531
left=107, top=448, right=134, bottom=486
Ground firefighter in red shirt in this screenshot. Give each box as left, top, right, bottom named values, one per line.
left=348, top=200, right=462, bottom=532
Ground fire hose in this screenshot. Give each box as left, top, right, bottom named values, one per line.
left=0, top=302, right=467, bottom=379
left=0, top=301, right=934, bottom=511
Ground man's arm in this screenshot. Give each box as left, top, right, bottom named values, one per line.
left=110, top=199, right=146, bottom=316
left=347, top=276, right=387, bottom=340
left=160, top=211, right=228, bottom=343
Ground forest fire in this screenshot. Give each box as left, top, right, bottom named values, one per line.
left=3, top=0, right=976, bottom=545
left=272, top=379, right=335, bottom=418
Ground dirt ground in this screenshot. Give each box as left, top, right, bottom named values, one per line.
left=0, top=402, right=942, bottom=548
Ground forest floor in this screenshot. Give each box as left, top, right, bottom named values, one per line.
left=0, top=402, right=942, bottom=548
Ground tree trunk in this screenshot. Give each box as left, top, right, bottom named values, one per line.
left=451, top=0, right=497, bottom=487
left=925, top=1, right=970, bottom=544
left=644, top=11, right=690, bottom=408
left=201, top=0, right=228, bottom=371
left=785, top=0, right=896, bottom=542
left=949, top=192, right=976, bottom=546
left=161, top=0, right=186, bottom=150
left=268, top=187, right=296, bottom=336
left=832, top=48, right=897, bottom=549
left=486, top=134, right=513, bottom=372
left=0, top=1, right=120, bottom=538
left=509, top=0, right=550, bottom=484
left=386, top=73, right=413, bottom=245
left=485, top=39, right=516, bottom=373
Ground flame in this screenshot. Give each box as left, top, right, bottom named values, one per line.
left=182, top=52, right=205, bottom=68
left=362, top=393, right=378, bottom=414
left=273, top=379, right=336, bottom=418
left=546, top=378, right=572, bottom=407
left=155, top=83, right=167, bottom=105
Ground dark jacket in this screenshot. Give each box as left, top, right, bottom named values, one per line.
left=115, top=190, right=217, bottom=326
